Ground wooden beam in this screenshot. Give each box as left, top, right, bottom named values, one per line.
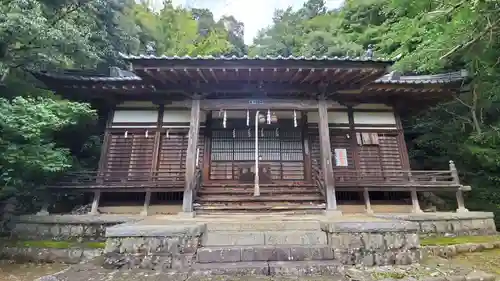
left=200, top=99, right=343, bottom=110
left=347, top=106, right=360, bottom=170
left=318, top=96, right=339, bottom=212
left=182, top=98, right=201, bottom=213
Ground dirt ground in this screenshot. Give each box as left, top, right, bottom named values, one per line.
left=0, top=249, right=499, bottom=281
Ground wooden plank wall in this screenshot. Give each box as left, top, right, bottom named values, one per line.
left=309, top=110, right=407, bottom=178
left=99, top=104, right=206, bottom=189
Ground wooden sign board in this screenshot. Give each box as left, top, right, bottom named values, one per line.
left=334, top=148, right=348, bottom=167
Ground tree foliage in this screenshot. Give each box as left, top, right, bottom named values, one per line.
left=0, top=0, right=244, bottom=205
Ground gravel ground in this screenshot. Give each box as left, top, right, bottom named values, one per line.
left=1, top=249, right=499, bottom=281
left=0, top=261, right=67, bottom=281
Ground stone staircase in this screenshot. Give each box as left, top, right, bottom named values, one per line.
left=192, top=220, right=342, bottom=275
left=194, top=182, right=326, bottom=214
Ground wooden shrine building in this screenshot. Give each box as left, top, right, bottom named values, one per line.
left=32, top=54, right=471, bottom=216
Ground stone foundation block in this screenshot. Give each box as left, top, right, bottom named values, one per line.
left=264, top=231, right=327, bottom=245
left=241, top=246, right=289, bottom=261
left=268, top=260, right=343, bottom=276
left=197, top=247, right=241, bottom=263
left=202, top=231, right=265, bottom=246
left=191, top=261, right=269, bottom=276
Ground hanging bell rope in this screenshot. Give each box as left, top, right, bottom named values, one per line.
left=223, top=110, right=227, bottom=128
left=124, top=131, right=128, bottom=138
left=267, top=109, right=271, bottom=125
left=246, top=110, right=250, bottom=127
left=293, top=110, right=298, bottom=128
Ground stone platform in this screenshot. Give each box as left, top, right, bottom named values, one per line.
left=102, top=214, right=421, bottom=274
left=373, top=212, right=497, bottom=237
left=5, top=211, right=497, bottom=276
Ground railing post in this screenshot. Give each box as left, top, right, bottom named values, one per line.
left=363, top=188, right=373, bottom=214
left=450, top=160, right=469, bottom=212
left=449, top=160, right=459, bottom=184
left=89, top=190, right=101, bottom=215
left=410, top=188, right=422, bottom=213
left=36, top=202, right=50, bottom=216
left=141, top=191, right=151, bottom=216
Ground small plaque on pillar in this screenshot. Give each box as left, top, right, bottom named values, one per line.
left=334, top=148, right=348, bottom=167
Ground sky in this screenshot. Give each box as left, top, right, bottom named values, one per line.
left=160, top=0, right=345, bottom=44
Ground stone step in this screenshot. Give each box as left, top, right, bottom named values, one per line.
left=196, top=195, right=324, bottom=202
left=195, top=203, right=325, bottom=212
left=201, top=230, right=327, bottom=246
left=191, top=260, right=343, bottom=276
left=205, top=220, right=321, bottom=231
left=202, top=183, right=315, bottom=188
left=198, top=188, right=321, bottom=195
left=197, top=245, right=333, bottom=263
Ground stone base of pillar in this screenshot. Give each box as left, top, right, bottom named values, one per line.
left=177, top=211, right=195, bottom=218
left=36, top=210, right=49, bottom=216
left=457, top=207, right=469, bottom=213
left=140, top=209, right=149, bottom=216
left=365, top=208, right=374, bottom=215
left=324, top=210, right=343, bottom=217
left=411, top=208, right=424, bottom=214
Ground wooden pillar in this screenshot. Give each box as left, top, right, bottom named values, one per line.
left=202, top=112, right=212, bottom=182
left=363, top=188, right=373, bottom=214
left=141, top=191, right=152, bottom=216
left=97, top=108, right=115, bottom=181
left=394, top=111, right=411, bottom=170
left=318, top=96, right=340, bottom=214
left=182, top=98, right=201, bottom=214
left=347, top=106, right=360, bottom=170
left=301, top=111, right=312, bottom=182
left=150, top=104, right=164, bottom=181
left=89, top=190, right=101, bottom=215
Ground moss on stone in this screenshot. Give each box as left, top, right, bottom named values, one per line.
left=1, top=239, right=105, bottom=249
left=421, top=235, right=500, bottom=246
left=371, top=271, right=408, bottom=280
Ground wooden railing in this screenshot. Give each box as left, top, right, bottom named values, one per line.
left=311, top=160, right=462, bottom=189
left=191, top=168, right=202, bottom=201
left=311, top=160, right=326, bottom=197
left=47, top=169, right=186, bottom=189
left=333, top=169, right=458, bottom=187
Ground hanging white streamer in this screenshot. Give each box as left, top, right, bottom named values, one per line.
left=145, top=130, right=149, bottom=138
left=275, top=128, right=279, bottom=137
left=248, top=128, right=251, bottom=137
left=261, top=127, right=264, bottom=137
left=166, top=129, right=170, bottom=138
left=233, top=128, right=236, bottom=138
left=267, top=109, right=271, bottom=124
left=124, top=131, right=128, bottom=138
left=223, top=110, right=227, bottom=128
left=293, top=110, right=298, bottom=127
left=246, top=110, right=250, bottom=126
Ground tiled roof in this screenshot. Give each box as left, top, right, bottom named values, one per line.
left=119, top=53, right=393, bottom=63
left=30, top=71, right=142, bottom=82
left=32, top=69, right=468, bottom=85
left=375, top=70, right=468, bottom=84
